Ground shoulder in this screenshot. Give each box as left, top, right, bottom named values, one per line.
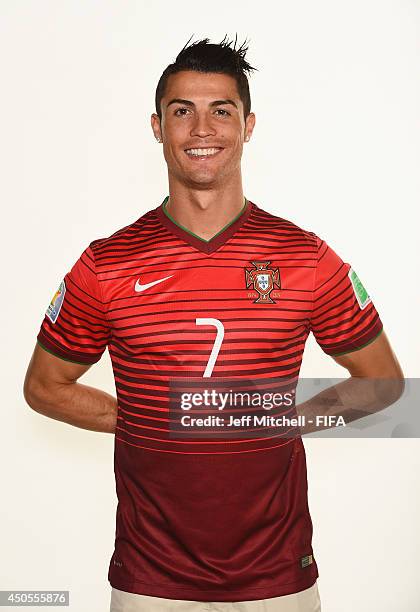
left=250, top=201, right=321, bottom=251
left=86, top=207, right=159, bottom=257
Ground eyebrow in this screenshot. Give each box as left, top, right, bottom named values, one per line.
left=166, top=98, right=238, bottom=109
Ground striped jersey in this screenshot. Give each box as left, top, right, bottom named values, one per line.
left=37, top=197, right=383, bottom=602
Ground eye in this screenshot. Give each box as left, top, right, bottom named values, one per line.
left=215, top=109, right=230, bottom=116
left=174, top=107, right=190, bottom=116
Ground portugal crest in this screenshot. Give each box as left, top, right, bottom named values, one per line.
left=245, top=261, right=280, bottom=304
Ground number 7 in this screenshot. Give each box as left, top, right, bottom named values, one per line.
left=196, top=318, right=224, bottom=377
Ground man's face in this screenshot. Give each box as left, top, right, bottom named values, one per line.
left=151, top=70, right=255, bottom=189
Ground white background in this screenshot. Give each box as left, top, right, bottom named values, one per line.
left=1, top=1, right=419, bottom=610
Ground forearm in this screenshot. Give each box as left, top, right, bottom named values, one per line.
left=26, top=381, right=118, bottom=434
left=295, top=376, right=404, bottom=435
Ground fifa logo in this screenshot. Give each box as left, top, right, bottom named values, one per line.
left=245, top=261, right=280, bottom=304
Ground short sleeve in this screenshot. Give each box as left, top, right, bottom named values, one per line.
left=37, top=245, right=111, bottom=364
left=309, top=236, right=383, bottom=356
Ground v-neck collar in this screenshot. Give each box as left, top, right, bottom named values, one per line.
left=154, top=196, right=253, bottom=254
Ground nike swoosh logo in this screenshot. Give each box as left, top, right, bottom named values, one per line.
left=134, top=274, right=173, bottom=293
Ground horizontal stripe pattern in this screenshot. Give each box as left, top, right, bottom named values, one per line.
left=310, top=237, right=383, bottom=355
left=35, top=198, right=385, bottom=600
left=37, top=246, right=111, bottom=364
left=37, top=200, right=382, bottom=449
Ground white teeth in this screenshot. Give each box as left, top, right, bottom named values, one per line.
left=185, top=148, right=221, bottom=156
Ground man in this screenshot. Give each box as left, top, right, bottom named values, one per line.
left=24, top=36, right=403, bottom=611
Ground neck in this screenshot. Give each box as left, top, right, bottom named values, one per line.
left=165, top=177, right=245, bottom=242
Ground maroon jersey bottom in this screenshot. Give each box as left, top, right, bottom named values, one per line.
left=107, top=437, right=319, bottom=602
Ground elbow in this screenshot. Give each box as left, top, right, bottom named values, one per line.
left=23, top=370, right=34, bottom=407
left=392, top=375, right=405, bottom=403
left=388, top=377, right=405, bottom=411
left=377, top=371, right=405, bottom=407
left=375, top=355, right=405, bottom=405
left=23, top=375, right=49, bottom=413
left=388, top=360, right=405, bottom=403
left=23, top=378, right=40, bottom=412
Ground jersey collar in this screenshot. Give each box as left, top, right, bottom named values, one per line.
left=155, top=196, right=253, bottom=255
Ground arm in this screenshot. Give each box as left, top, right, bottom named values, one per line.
left=296, top=330, right=405, bottom=435
left=23, top=342, right=118, bottom=434
left=331, top=328, right=403, bottom=378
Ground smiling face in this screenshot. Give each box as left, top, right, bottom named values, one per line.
left=151, top=70, right=255, bottom=189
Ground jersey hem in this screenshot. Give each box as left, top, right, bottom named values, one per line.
left=108, top=568, right=319, bottom=602
left=329, top=325, right=384, bottom=356
left=321, top=318, right=383, bottom=356
left=37, top=332, right=103, bottom=365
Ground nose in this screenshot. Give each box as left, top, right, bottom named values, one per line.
left=190, top=111, right=216, bottom=138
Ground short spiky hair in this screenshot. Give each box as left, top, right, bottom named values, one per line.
left=155, top=35, right=257, bottom=120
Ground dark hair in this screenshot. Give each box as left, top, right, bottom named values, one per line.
left=155, top=34, right=257, bottom=120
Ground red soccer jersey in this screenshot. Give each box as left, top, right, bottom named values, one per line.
left=37, top=197, right=383, bottom=602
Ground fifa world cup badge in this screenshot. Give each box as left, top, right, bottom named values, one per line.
left=46, top=280, right=66, bottom=323
left=245, top=261, right=280, bottom=304
left=348, top=268, right=372, bottom=310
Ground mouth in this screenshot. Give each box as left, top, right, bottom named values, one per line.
left=184, top=147, right=224, bottom=160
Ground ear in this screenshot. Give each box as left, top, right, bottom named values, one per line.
left=151, top=113, right=163, bottom=142
left=244, top=112, right=256, bottom=142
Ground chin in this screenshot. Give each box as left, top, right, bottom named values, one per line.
left=184, top=170, right=221, bottom=185
left=185, top=177, right=219, bottom=189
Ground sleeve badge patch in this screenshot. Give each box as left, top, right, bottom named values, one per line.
left=348, top=268, right=371, bottom=310
left=46, top=280, right=66, bottom=324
